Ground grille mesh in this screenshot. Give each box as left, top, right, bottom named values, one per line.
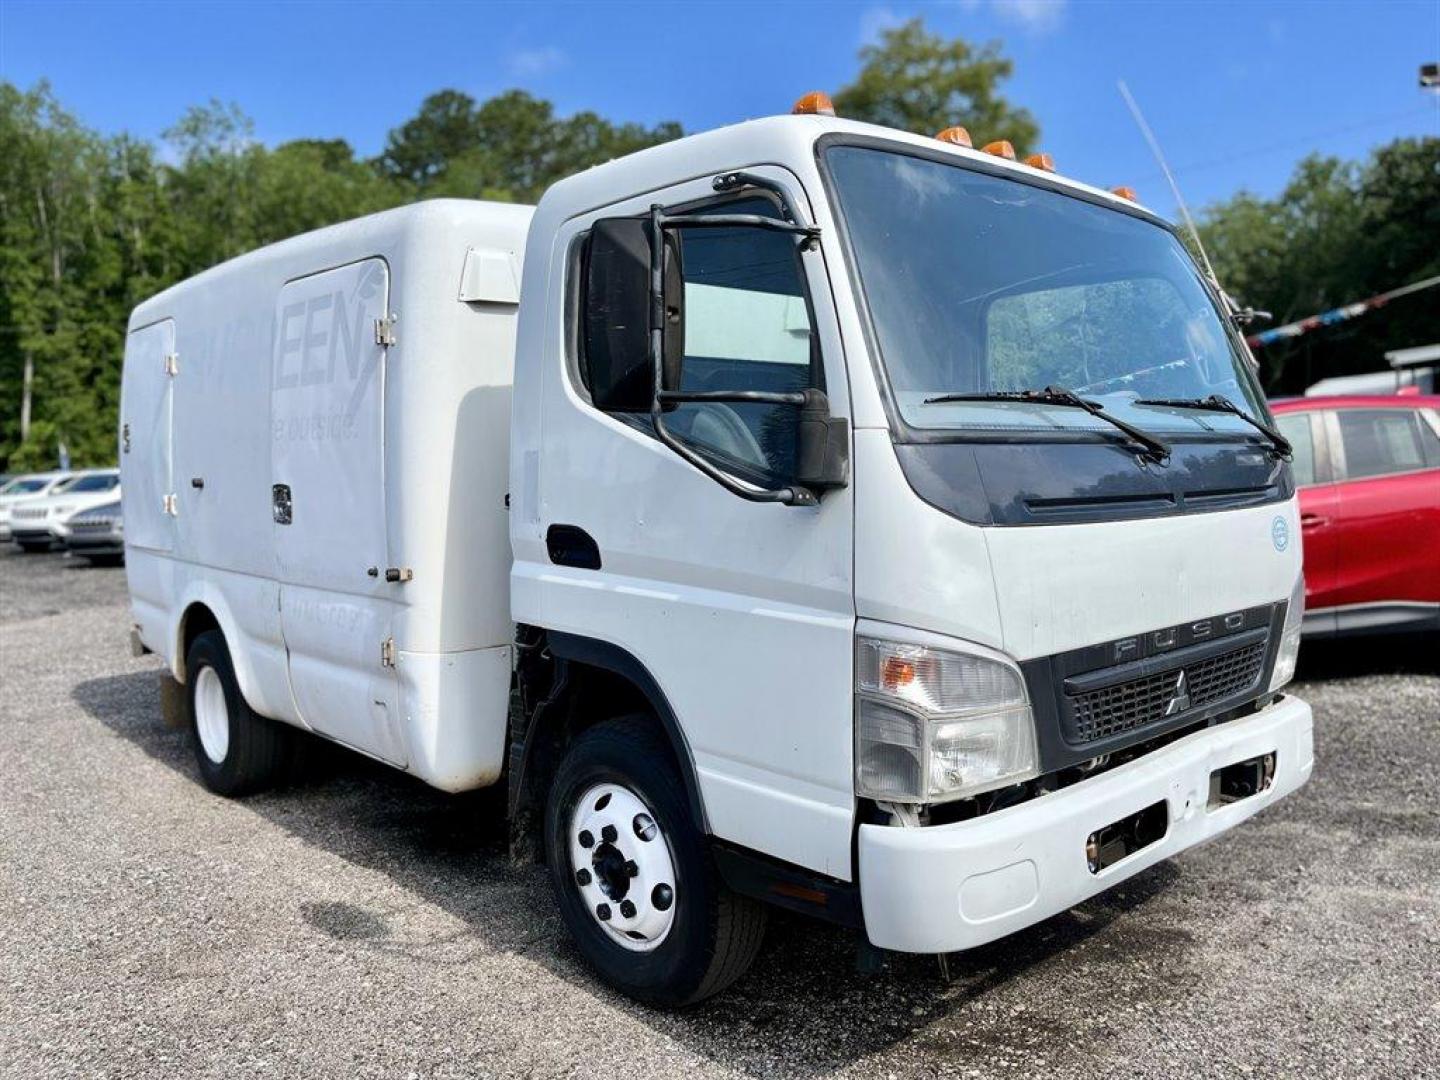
left=1069, top=641, right=1267, bottom=744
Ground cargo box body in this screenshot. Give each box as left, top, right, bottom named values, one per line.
left=121, top=200, right=533, bottom=790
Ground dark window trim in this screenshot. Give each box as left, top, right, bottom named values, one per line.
left=812, top=132, right=1276, bottom=450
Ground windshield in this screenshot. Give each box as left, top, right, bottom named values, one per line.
left=826, top=146, right=1268, bottom=437
left=66, top=474, right=119, bottom=493
left=1, top=478, right=48, bottom=494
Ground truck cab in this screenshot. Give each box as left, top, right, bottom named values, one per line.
left=509, top=108, right=1311, bottom=999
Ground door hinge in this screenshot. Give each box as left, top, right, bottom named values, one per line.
left=162, top=493, right=178, bottom=516
left=164, top=353, right=180, bottom=376
left=374, top=314, right=398, bottom=347
left=381, top=636, right=396, bottom=668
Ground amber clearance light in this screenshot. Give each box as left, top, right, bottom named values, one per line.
left=934, top=126, right=973, bottom=148
left=982, top=140, right=1017, bottom=160
left=1025, top=152, right=1056, bottom=172
left=1111, top=186, right=1139, bottom=202
left=792, top=91, right=836, bottom=117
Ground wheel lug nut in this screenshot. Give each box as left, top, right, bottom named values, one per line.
left=619, top=900, right=637, bottom=919
left=624, top=860, right=639, bottom=878
left=595, top=903, right=611, bottom=921
left=601, top=824, right=618, bottom=844
left=652, top=883, right=673, bottom=911
left=578, top=829, right=594, bottom=849
left=575, top=868, right=592, bottom=886
left=633, top=814, right=658, bottom=841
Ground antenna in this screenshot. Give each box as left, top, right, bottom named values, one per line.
left=1117, top=79, right=1219, bottom=284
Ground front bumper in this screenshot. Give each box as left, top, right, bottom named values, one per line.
left=67, top=534, right=124, bottom=555
left=859, top=694, right=1313, bottom=953
left=10, top=524, right=59, bottom=543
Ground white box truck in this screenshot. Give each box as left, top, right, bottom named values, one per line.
left=120, top=97, right=1314, bottom=1006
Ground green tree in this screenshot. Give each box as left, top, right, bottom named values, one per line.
left=1200, top=138, right=1440, bottom=392
left=834, top=18, right=1038, bottom=152
left=377, top=88, right=681, bottom=202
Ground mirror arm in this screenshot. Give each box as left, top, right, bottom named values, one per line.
left=647, top=203, right=818, bottom=508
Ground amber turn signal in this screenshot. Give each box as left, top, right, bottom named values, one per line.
left=1024, top=152, right=1055, bottom=172
left=1111, top=186, right=1139, bottom=202
left=792, top=91, right=836, bottom=117
left=982, top=140, right=1016, bottom=160
left=881, top=657, right=916, bottom=690
left=934, top=126, right=973, bottom=148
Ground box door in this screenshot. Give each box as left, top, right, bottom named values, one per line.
left=270, top=258, right=405, bottom=765
left=119, top=319, right=176, bottom=553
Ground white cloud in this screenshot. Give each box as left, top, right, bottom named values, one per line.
left=859, top=4, right=905, bottom=46
left=988, top=0, right=1068, bottom=32
left=508, top=46, right=566, bottom=78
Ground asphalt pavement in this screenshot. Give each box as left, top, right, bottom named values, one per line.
left=1, top=545, right=1436, bottom=1079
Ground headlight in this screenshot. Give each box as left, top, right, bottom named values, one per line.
left=855, top=636, right=1037, bottom=804
left=1268, top=573, right=1305, bottom=692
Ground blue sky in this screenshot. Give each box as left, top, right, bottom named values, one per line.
left=1, top=0, right=1436, bottom=219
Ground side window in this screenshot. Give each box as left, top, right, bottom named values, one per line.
left=1275, top=413, right=1317, bottom=486
left=1336, top=409, right=1427, bottom=480
left=667, top=197, right=819, bottom=483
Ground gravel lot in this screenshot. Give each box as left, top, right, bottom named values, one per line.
left=1, top=546, right=1437, bottom=1079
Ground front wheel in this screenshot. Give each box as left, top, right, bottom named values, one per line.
left=545, top=718, right=767, bottom=1007
left=17, top=540, right=51, bottom=553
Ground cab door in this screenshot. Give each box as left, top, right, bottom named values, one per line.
left=522, top=170, right=857, bottom=878
left=269, top=258, right=405, bottom=765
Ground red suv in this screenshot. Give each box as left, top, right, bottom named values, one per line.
left=1271, top=395, right=1440, bottom=637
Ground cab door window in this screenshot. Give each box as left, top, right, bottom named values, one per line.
left=666, top=197, right=820, bottom=485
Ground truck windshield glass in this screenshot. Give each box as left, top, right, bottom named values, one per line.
left=826, top=146, right=1268, bottom=437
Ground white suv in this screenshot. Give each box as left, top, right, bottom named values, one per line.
left=0, top=472, right=75, bottom=543
left=9, top=470, right=121, bottom=552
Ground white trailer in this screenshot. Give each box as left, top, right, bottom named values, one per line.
left=122, top=100, right=1313, bottom=1006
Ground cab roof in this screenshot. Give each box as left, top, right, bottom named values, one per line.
left=537, top=114, right=1165, bottom=225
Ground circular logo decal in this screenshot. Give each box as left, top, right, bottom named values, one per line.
left=1271, top=515, right=1289, bottom=552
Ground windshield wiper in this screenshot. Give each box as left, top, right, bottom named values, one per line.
left=924, top=386, right=1171, bottom=463
left=1134, top=395, right=1292, bottom=458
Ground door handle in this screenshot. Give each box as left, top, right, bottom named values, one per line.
left=1300, top=513, right=1328, bottom=528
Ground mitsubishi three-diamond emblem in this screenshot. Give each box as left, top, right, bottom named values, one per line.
left=1164, top=670, right=1192, bottom=716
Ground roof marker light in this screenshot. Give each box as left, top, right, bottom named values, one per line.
left=1024, top=152, right=1055, bottom=172
left=934, top=126, right=973, bottom=148
left=982, top=140, right=1016, bottom=160
left=1111, top=186, right=1139, bottom=202
left=792, top=92, right=836, bottom=117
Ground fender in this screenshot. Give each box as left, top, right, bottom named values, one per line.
left=168, top=578, right=295, bottom=727
left=515, top=631, right=710, bottom=833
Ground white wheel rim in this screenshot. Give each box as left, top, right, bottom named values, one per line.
left=569, top=782, right=678, bottom=952
left=194, top=665, right=230, bottom=765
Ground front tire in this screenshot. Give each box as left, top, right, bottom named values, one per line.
left=185, top=630, right=292, bottom=796
left=545, top=717, right=767, bottom=1007
left=17, top=540, right=51, bottom=553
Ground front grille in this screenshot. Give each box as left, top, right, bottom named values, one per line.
left=12, top=508, right=47, bottom=520
left=1069, top=640, right=1268, bottom=744
left=71, top=518, right=115, bottom=532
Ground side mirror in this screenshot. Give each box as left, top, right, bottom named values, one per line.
left=795, top=389, right=849, bottom=492
left=582, top=217, right=683, bottom=412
